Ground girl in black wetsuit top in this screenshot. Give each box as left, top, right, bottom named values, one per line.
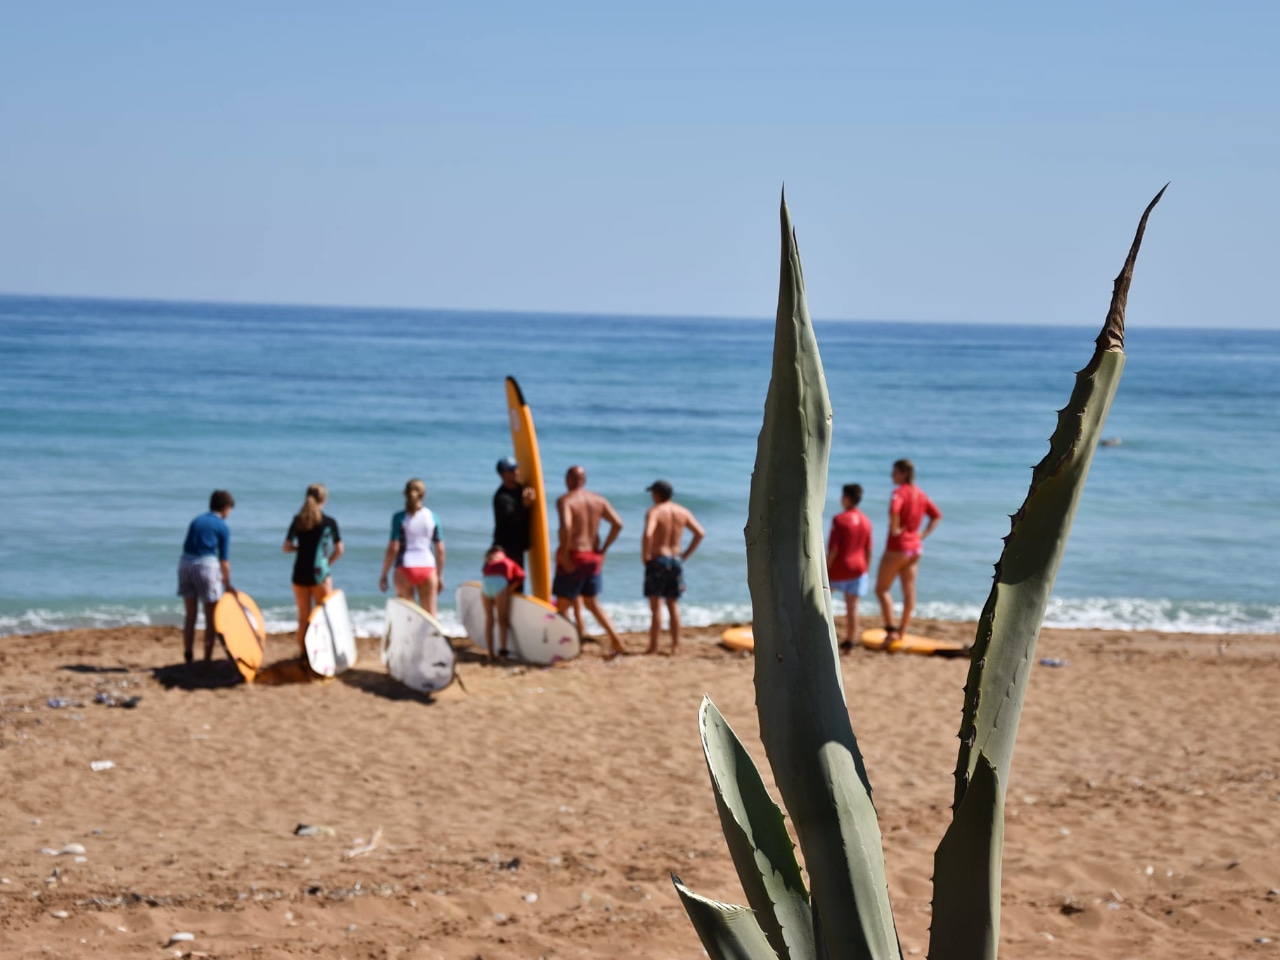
left=283, top=483, right=344, bottom=654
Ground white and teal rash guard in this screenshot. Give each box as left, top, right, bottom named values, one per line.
left=391, top=508, right=441, bottom=569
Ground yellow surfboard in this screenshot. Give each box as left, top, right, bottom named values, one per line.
left=720, top=625, right=756, bottom=652
left=214, top=589, right=266, bottom=682
left=860, top=628, right=969, bottom=658
left=506, top=377, right=552, bottom=602
left=720, top=625, right=969, bottom=659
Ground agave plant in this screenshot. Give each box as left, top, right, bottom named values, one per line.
left=673, top=187, right=1165, bottom=960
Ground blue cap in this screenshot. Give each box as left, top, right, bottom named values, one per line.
left=496, top=457, right=519, bottom=474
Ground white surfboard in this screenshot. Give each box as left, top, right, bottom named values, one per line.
left=382, top=597, right=455, bottom=692
left=304, top=589, right=357, bottom=678
left=455, top=581, right=581, bottom=665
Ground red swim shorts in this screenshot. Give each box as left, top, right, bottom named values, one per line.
left=400, top=566, right=436, bottom=586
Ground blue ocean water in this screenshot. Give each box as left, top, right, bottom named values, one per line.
left=2, top=295, right=1277, bottom=637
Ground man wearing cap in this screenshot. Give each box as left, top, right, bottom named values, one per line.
left=493, top=457, right=535, bottom=573
left=641, top=479, right=704, bottom=655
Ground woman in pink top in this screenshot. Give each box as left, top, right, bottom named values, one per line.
left=874, top=459, right=942, bottom=645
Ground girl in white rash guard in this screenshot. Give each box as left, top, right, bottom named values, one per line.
left=379, top=478, right=446, bottom=615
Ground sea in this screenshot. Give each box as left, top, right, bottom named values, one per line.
left=2, top=295, right=1277, bottom=639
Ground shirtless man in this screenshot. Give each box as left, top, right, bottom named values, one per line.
left=875, top=459, right=942, bottom=644
left=641, top=480, right=704, bottom=655
left=553, top=465, right=626, bottom=657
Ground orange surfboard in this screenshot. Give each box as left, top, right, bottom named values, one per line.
left=860, top=628, right=969, bottom=658
left=214, top=589, right=266, bottom=682
left=720, top=625, right=756, bottom=652
left=506, top=377, right=552, bottom=602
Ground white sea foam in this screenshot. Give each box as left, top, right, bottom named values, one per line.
left=915, top=596, right=1280, bottom=635
left=4, top=596, right=1278, bottom=639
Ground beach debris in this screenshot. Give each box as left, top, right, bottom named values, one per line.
left=40, top=843, right=86, bottom=857
left=293, top=824, right=336, bottom=838
left=94, top=691, right=142, bottom=708
left=523, top=892, right=538, bottom=903
left=1060, top=896, right=1085, bottom=915
left=89, top=760, right=116, bottom=771
left=1257, top=938, right=1272, bottom=945
left=46, top=697, right=83, bottom=709
left=168, top=932, right=195, bottom=945
left=1038, top=657, right=1069, bottom=668
left=343, top=827, right=383, bottom=860
left=50, top=910, right=69, bottom=919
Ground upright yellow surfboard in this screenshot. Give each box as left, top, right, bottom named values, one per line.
left=506, top=377, right=552, bottom=602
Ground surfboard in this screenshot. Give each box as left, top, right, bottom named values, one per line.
left=860, top=628, right=970, bottom=658
left=506, top=377, right=552, bottom=602
left=213, top=588, right=266, bottom=682
left=303, top=589, right=358, bottom=678
left=382, top=597, right=455, bottom=692
left=720, top=625, right=969, bottom=659
left=720, top=625, right=756, bottom=652
left=456, top=580, right=581, bottom=665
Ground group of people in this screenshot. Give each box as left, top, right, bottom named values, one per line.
left=175, top=456, right=937, bottom=665
left=826, top=458, right=942, bottom=651
left=174, top=458, right=707, bottom=664
left=488, top=459, right=704, bottom=659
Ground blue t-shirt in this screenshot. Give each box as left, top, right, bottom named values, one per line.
left=183, top=512, right=230, bottom=560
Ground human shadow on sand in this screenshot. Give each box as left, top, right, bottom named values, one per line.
left=338, top=668, right=437, bottom=705
left=152, top=659, right=244, bottom=690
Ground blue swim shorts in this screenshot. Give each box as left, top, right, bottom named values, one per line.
left=643, top=556, right=685, bottom=599
left=829, top=573, right=869, bottom=598
left=481, top=575, right=511, bottom=599
left=552, top=562, right=601, bottom=600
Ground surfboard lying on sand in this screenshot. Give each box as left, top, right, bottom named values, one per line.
left=382, top=597, right=455, bottom=692
left=720, top=625, right=756, bottom=652
left=506, top=377, right=552, bottom=602
left=860, top=628, right=970, bottom=658
left=456, top=580, right=580, bottom=665
left=304, top=589, right=358, bottom=678
left=719, top=625, right=969, bottom=659
left=214, top=588, right=266, bottom=682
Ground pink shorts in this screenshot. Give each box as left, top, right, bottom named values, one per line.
left=400, top=566, right=436, bottom=586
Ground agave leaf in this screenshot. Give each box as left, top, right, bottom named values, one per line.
left=701, top=697, right=815, bottom=960
left=673, top=875, right=781, bottom=960
left=927, top=754, right=1002, bottom=960
left=744, top=192, right=899, bottom=960
left=930, top=187, right=1166, bottom=960
left=952, top=185, right=1165, bottom=806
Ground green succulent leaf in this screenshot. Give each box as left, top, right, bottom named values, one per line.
left=744, top=192, right=900, bottom=960
left=673, top=875, right=781, bottom=960
left=701, top=697, right=815, bottom=960
left=927, top=754, right=1003, bottom=960
left=931, top=187, right=1166, bottom=960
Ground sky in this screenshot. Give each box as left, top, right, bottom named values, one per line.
left=1, top=2, right=1277, bottom=327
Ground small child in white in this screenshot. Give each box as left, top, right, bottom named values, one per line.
left=481, top=544, right=525, bottom=662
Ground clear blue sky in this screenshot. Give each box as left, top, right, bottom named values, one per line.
left=2, top=2, right=1276, bottom=327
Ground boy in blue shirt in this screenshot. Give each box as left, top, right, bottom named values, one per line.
left=177, top=490, right=235, bottom=664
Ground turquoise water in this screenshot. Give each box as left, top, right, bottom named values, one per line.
left=2, top=295, right=1278, bottom=637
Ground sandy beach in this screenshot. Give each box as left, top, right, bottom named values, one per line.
left=1, top=620, right=1277, bottom=959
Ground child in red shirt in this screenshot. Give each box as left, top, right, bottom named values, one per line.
left=827, top=483, right=873, bottom=653
left=481, top=544, right=525, bottom=661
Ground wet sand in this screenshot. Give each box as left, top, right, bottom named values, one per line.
left=1, top=620, right=1277, bottom=958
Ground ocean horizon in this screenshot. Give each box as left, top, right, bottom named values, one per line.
left=3, top=294, right=1278, bottom=639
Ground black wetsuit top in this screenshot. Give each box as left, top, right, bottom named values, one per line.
left=286, top=515, right=341, bottom=587
left=492, top=484, right=529, bottom=560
